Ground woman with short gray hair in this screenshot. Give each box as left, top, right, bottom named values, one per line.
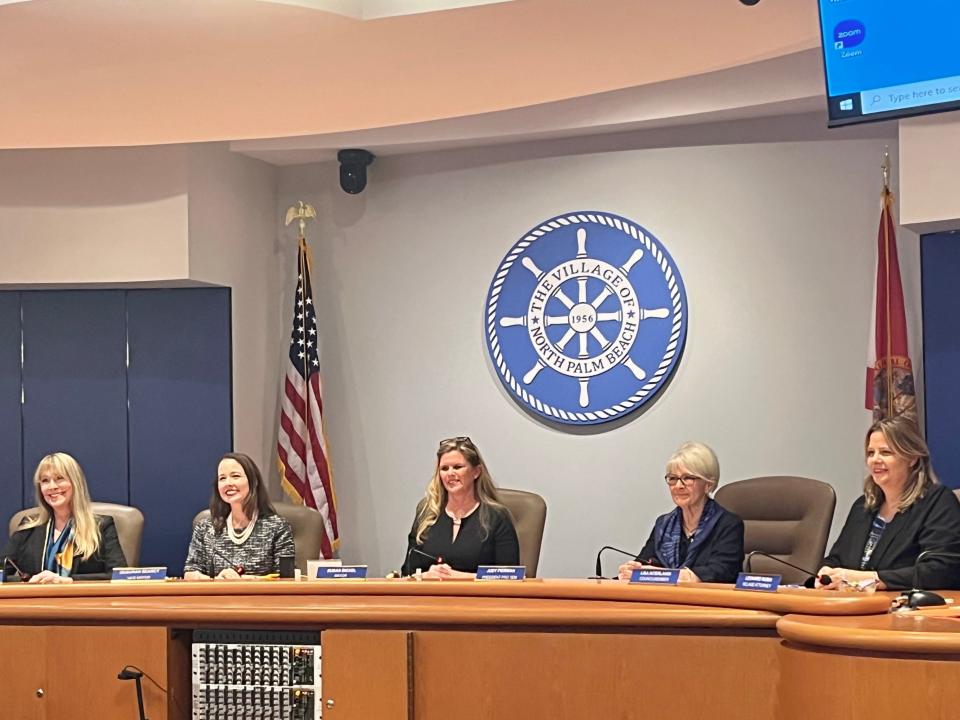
left=618, top=442, right=744, bottom=583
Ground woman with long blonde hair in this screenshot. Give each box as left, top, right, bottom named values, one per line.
left=402, top=437, right=519, bottom=579
left=2, top=452, right=126, bottom=583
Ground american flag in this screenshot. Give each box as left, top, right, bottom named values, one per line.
left=277, top=237, right=339, bottom=557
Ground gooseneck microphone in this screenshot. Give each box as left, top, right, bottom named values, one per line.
left=2, top=556, right=30, bottom=583
left=898, top=550, right=960, bottom=609
left=744, top=550, right=832, bottom=588
left=403, top=547, right=441, bottom=576
left=209, top=547, right=244, bottom=577
left=592, top=546, right=639, bottom=579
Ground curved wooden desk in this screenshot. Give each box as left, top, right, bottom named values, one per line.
left=0, top=578, right=891, bottom=623
left=0, top=578, right=894, bottom=614
left=0, top=579, right=923, bottom=720
left=779, top=607, right=960, bottom=654
left=776, top=604, right=960, bottom=719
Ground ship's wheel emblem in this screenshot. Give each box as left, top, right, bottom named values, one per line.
left=485, top=212, right=688, bottom=426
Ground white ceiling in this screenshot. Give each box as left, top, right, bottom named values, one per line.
left=2, top=0, right=886, bottom=163
left=235, top=50, right=898, bottom=166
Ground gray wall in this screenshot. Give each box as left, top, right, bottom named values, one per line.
left=277, top=136, right=917, bottom=577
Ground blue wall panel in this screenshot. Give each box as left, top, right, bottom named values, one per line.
left=21, top=291, right=129, bottom=504
left=922, top=231, right=960, bottom=489
left=0, top=293, right=23, bottom=525
left=127, top=288, right=232, bottom=573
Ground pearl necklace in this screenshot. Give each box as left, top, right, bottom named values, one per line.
left=227, top=512, right=257, bottom=545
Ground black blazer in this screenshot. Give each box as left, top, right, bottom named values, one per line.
left=636, top=505, right=745, bottom=583
left=822, top=484, right=960, bottom=591
left=2, top=514, right=128, bottom=581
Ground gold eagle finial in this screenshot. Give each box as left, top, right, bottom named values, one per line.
left=284, top=201, right=317, bottom=239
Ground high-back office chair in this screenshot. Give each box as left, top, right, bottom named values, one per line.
left=498, top=488, right=547, bottom=578
left=8, top=502, right=145, bottom=567
left=714, top=476, right=836, bottom=585
left=193, top=502, right=325, bottom=574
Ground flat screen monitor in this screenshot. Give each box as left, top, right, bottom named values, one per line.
left=817, top=0, right=960, bottom=127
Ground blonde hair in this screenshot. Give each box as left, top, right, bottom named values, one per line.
left=414, top=437, right=507, bottom=544
left=24, top=452, right=102, bottom=557
left=666, top=441, right=720, bottom=493
left=863, top=416, right=936, bottom=511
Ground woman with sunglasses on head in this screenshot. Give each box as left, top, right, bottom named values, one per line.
left=402, top=437, right=520, bottom=579
left=618, top=442, right=743, bottom=584
left=2, top=452, right=127, bottom=583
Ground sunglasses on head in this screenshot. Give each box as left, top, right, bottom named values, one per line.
left=440, top=436, right=474, bottom=447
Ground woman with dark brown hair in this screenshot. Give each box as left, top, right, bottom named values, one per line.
left=184, top=453, right=295, bottom=579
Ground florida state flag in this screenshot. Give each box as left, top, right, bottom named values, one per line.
left=866, top=189, right=916, bottom=422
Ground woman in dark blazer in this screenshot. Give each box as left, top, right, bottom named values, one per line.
left=619, top=442, right=744, bottom=584
left=2, top=452, right=127, bottom=583
left=816, top=416, right=960, bottom=591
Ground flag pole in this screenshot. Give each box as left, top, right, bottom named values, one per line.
left=277, top=201, right=339, bottom=555
left=284, top=201, right=317, bottom=505
left=880, top=149, right=893, bottom=418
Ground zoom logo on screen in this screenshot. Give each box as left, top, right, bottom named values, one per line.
left=833, top=19, right=865, bottom=50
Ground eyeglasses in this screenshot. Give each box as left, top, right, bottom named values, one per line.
left=664, top=474, right=702, bottom=487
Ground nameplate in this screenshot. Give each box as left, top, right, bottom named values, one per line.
left=629, top=568, right=680, bottom=585
left=735, top=572, right=782, bottom=592
left=111, top=567, right=167, bottom=582
left=316, top=565, right=368, bottom=580
left=476, top=565, right=526, bottom=581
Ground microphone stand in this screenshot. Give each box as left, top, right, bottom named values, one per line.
left=744, top=550, right=832, bottom=588
left=591, top=546, right=639, bottom=580
left=209, top=547, right=244, bottom=577
left=118, top=667, right=148, bottom=720
left=402, top=547, right=440, bottom=576
left=2, top=557, right=29, bottom=583
left=897, top=550, right=960, bottom=609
